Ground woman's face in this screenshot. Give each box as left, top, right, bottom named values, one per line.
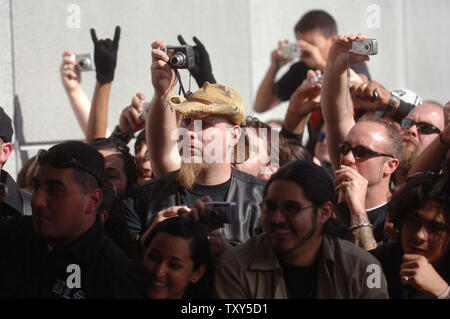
left=142, top=232, right=203, bottom=299
left=401, top=205, right=449, bottom=264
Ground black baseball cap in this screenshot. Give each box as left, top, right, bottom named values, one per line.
left=36, top=141, right=105, bottom=187
left=0, top=107, right=13, bottom=142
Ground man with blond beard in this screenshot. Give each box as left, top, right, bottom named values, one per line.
left=134, top=40, right=265, bottom=251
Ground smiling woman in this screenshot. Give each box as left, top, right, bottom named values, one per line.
left=141, top=217, right=212, bottom=299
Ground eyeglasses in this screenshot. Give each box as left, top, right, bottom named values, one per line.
left=261, top=199, right=315, bottom=218
left=316, top=131, right=326, bottom=142
left=401, top=119, right=441, bottom=135
left=338, top=142, right=394, bottom=159
left=36, top=149, right=103, bottom=187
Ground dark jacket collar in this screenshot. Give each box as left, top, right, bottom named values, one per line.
left=49, top=217, right=106, bottom=264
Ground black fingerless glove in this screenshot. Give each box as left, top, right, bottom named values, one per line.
left=178, top=35, right=216, bottom=87
left=90, top=26, right=120, bottom=84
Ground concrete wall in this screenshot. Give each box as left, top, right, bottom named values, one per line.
left=1, top=0, right=450, bottom=178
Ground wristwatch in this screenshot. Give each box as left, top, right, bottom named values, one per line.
left=386, top=93, right=400, bottom=111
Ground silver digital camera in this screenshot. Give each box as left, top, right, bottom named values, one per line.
left=138, top=101, right=150, bottom=120
left=200, top=201, right=237, bottom=227
left=352, top=39, right=378, bottom=55
left=310, top=74, right=323, bottom=84
left=71, top=53, right=95, bottom=71
left=163, top=45, right=196, bottom=69
left=280, top=42, right=300, bottom=59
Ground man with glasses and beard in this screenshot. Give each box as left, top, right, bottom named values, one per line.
left=321, top=34, right=401, bottom=250
left=394, top=103, right=445, bottom=185
left=134, top=40, right=265, bottom=255
left=214, top=160, right=388, bottom=299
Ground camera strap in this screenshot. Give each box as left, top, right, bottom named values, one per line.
left=175, top=70, right=193, bottom=98
left=344, top=52, right=350, bottom=117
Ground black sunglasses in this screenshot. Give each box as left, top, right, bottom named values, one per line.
left=261, top=199, right=315, bottom=218
left=338, top=142, right=394, bottom=159
left=401, top=119, right=441, bottom=135
left=36, top=149, right=103, bottom=187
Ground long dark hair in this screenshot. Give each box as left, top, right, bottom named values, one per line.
left=264, top=160, right=346, bottom=237
left=144, top=217, right=213, bottom=298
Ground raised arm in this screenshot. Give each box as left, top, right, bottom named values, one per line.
left=320, top=34, right=370, bottom=171
left=282, top=70, right=321, bottom=136
left=86, top=26, right=120, bottom=143
left=60, top=51, right=91, bottom=135
left=146, top=40, right=180, bottom=176
left=253, top=42, right=292, bottom=113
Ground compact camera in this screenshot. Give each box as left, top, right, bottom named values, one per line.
left=138, top=101, right=150, bottom=120
left=163, top=45, right=196, bottom=69
left=310, top=74, right=323, bottom=84
left=200, top=201, right=237, bottom=228
left=352, top=39, right=378, bottom=55
left=280, top=42, right=301, bottom=59
left=71, top=53, right=95, bottom=71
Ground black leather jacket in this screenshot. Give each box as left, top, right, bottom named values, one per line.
left=134, top=168, right=266, bottom=245
left=1, top=170, right=31, bottom=221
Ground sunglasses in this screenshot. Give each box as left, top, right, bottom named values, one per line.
left=401, top=119, right=441, bottom=135
left=316, top=131, right=326, bottom=142
left=338, top=142, right=394, bottom=159
left=261, top=199, right=315, bottom=218
left=36, top=149, right=103, bottom=187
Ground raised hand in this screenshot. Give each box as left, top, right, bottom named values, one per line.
left=90, top=26, right=121, bottom=84
left=327, top=34, right=371, bottom=74
left=60, top=51, right=82, bottom=92
left=177, top=35, right=216, bottom=87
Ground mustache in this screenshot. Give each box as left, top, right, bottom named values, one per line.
left=270, top=223, right=294, bottom=232
left=402, top=135, right=419, bottom=146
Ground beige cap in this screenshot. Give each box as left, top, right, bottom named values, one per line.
left=169, top=82, right=246, bottom=126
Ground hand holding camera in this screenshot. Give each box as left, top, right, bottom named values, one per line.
left=297, top=39, right=327, bottom=70
left=118, top=93, right=147, bottom=136
left=90, top=26, right=121, bottom=84
left=327, top=34, right=373, bottom=74
left=177, top=35, right=216, bottom=87
left=271, top=41, right=293, bottom=69
left=150, top=40, right=178, bottom=97
left=188, top=196, right=237, bottom=234
left=60, top=51, right=82, bottom=92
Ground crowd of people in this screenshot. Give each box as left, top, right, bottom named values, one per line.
left=0, top=9, right=449, bottom=299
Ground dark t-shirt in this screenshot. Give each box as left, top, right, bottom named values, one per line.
left=280, top=259, right=319, bottom=299
left=336, top=201, right=388, bottom=243
left=179, top=178, right=231, bottom=207
left=366, top=203, right=389, bottom=243
left=275, top=61, right=371, bottom=101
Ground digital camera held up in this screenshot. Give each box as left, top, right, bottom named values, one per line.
left=280, top=42, right=301, bottom=59
left=352, top=39, right=378, bottom=55
left=71, top=53, right=95, bottom=71
left=199, top=201, right=237, bottom=230
left=163, top=45, right=196, bottom=69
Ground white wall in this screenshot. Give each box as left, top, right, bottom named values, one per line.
left=1, top=0, right=450, bottom=177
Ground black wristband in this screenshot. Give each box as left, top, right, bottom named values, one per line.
left=280, top=126, right=303, bottom=145
left=110, top=125, right=134, bottom=144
